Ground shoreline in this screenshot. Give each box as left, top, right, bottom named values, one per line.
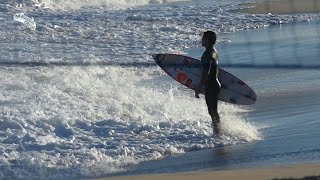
left=239, top=0, right=320, bottom=14
left=89, top=162, right=320, bottom=180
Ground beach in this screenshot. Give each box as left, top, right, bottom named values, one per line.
left=240, top=0, right=320, bottom=14
left=92, top=163, right=320, bottom=180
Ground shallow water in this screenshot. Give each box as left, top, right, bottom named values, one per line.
left=117, top=21, right=320, bottom=176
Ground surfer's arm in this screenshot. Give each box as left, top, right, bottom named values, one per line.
left=195, top=63, right=210, bottom=98
left=199, top=70, right=209, bottom=87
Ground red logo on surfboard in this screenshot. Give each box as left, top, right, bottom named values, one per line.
left=177, top=72, right=187, bottom=82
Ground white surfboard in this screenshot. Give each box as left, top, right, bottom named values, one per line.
left=152, top=54, right=257, bottom=105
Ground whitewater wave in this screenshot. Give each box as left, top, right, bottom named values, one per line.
left=13, top=0, right=190, bottom=10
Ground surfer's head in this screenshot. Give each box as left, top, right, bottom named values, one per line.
left=202, top=31, right=217, bottom=47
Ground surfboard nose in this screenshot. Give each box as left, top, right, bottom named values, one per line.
left=152, top=54, right=166, bottom=65
left=152, top=54, right=158, bottom=60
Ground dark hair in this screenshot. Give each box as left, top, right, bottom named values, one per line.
left=203, top=31, right=217, bottom=44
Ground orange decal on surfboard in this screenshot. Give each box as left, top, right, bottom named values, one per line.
left=177, top=72, right=187, bottom=82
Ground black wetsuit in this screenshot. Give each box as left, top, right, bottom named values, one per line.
left=201, top=47, right=221, bottom=113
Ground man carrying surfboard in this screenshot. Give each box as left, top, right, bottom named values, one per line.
left=195, top=31, right=221, bottom=135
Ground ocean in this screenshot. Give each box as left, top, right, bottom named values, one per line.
left=0, top=0, right=319, bottom=179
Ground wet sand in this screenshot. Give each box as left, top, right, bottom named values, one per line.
left=90, top=163, right=320, bottom=180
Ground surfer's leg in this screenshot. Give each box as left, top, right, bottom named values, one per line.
left=209, top=104, right=220, bottom=135
left=205, top=87, right=220, bottom=135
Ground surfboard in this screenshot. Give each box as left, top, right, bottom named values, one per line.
left=152, top=54, right=257, bottom=105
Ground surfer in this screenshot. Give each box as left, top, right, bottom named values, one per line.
left=195, top=31, right=221, bottom=135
